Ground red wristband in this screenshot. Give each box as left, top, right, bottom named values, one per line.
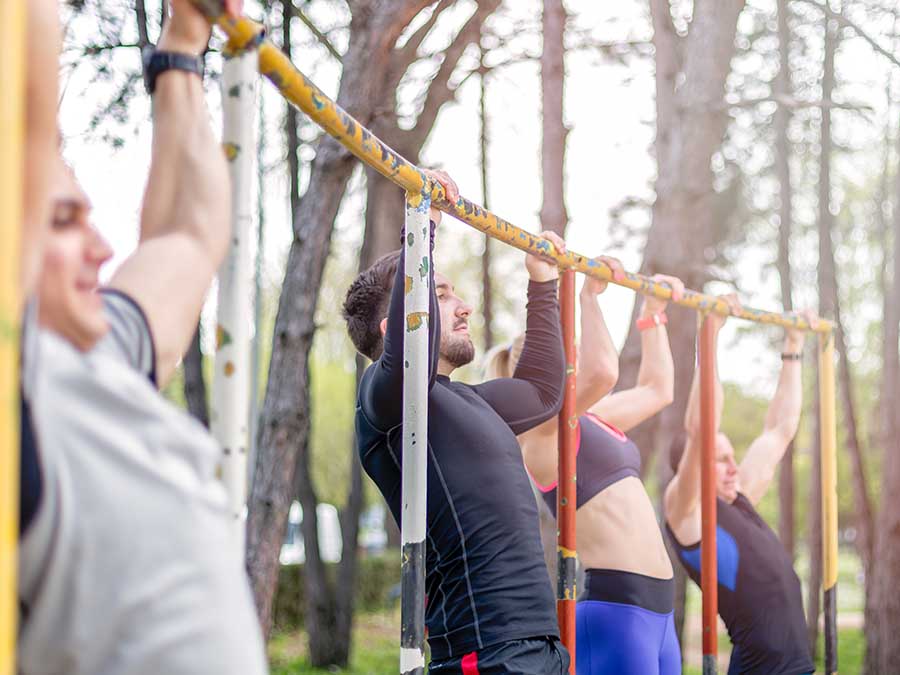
left=637, top=312, right=668, bottom=332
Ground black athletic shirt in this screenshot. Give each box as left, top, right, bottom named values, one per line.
left=535, top=413, right=640, bottom=517
left=356, top=227, right=565, bottom=661
left=667, top=494, right=814, bottom=675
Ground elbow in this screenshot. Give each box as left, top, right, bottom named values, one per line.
left=656, top=382, right=675, bottom=410
left=188, top=202, right=231, bottom=269
left=581, top=361, right=618, bottom=399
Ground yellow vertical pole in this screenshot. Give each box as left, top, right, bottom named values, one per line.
left=0, top=2, right=26, bottom=674
left=818, top=331, right=838, bottom=675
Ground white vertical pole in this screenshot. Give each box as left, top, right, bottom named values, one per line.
left=400, top=187, right=430, bottom=675
left=214, top=43, right=258, bottom=549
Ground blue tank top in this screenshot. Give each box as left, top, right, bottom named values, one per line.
left=535, top=413, right=641, bottom=516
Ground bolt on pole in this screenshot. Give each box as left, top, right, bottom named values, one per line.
left=213, top=41, right=259, bottom=549
left=699, top=316, right=719, bottom=675
left=556, top=269, right=578, bottom=674
left=818, top=331, right=839, bottom=675
left=399, top=189, right=431, bottom=675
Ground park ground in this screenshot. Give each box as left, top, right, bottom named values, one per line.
left=268, top=550, right=865, bottom=674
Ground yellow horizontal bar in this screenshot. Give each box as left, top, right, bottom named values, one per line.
left=194, top=2, right=832, bottom=334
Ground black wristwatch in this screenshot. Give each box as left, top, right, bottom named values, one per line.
left=142, top=47, right=204, bottom=95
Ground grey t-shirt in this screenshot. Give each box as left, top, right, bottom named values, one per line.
left=18, top=291, right=268, bottom=675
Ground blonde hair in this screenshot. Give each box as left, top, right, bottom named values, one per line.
left=484, top=334, right=526, bottom=379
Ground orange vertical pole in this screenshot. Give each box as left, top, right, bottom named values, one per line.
left=699, top=316, right=718, bottom=675
left=557, top=269, right=577, bottom=673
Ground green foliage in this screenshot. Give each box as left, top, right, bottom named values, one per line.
left=272, top=553, right=400, bottom=632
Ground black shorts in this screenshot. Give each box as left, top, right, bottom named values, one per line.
left=428, top=636, right=570, bottom=674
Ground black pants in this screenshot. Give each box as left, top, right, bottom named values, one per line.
left=428, top=636, right=570, bottom=674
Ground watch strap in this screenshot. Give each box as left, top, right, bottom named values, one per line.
left=143, top=50, right=204, bottom=95
left=637, top=312, right=668, bottom=332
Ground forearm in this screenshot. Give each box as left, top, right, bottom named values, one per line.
left=576, top=290, right=618, bottom=395
left=634, top=320, right=674, bottom=407
left=764, top=353, right=802, bottom=440
left=141, top=67, right=229, bottom=261
left=512, top=280, right=565, bottom=409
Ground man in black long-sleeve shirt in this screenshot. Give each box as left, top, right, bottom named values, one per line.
left=343, top=172, right=570, bottom=673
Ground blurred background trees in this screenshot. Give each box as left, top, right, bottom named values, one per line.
left=61, top=0, right=900, bottom=671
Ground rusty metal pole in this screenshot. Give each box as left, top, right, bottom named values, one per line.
left=556, top=269, right=577, bottom=673
left=699, top=316, right=719, bottom=675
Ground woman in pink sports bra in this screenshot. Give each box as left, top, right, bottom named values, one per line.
left=487, top=257, right=685, bottom=675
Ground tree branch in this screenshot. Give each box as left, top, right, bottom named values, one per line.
left=409, top=0, right=502, bottom=142
left=715, top=93, right=874, bottom=114
left=793, top=0, right=900, bottom=69
left=135, top=0, right=151, bottom=49
left=294, top=3, right=342, bottom=61
left=399, top=0, right=454, bottom=63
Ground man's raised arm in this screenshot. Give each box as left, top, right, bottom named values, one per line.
left=739, top=315, right=811, bottom=506
left=108, top=0, right=241, bottom=386
left=664, top=295, right=733, bottom=544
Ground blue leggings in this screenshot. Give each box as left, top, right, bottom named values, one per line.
left=576, top=600, right=681, bottom=675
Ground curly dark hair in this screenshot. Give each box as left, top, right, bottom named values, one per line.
left=342, top=250, right=401, bottom=361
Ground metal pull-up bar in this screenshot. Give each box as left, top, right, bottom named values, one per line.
left=188, top=4, right=839, bottom=673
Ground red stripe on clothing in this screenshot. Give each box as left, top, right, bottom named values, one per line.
left=461, top=651, right=479, bottom=675
left=584, top=411, right=627, bottom=441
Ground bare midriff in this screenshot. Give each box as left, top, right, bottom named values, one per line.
left=575, top=476, right=673, bottom=579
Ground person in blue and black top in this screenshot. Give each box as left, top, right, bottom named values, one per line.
left=664, top=294, right=816, bottom=675
left=343, top=170, right=570, bottom=674
left=489, top=260, right=686, bottom=675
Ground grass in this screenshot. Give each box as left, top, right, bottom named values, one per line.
left=270, top=551, right=868, bottom=673
left=269, top=610, right=400, bottom=674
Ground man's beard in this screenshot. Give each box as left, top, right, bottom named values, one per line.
left=440, top=332, right=475, bottom=369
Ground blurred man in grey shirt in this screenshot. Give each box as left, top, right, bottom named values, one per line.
left=18, top=1, right=268, bottom=673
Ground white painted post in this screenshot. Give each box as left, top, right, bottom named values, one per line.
left=399, top=187, right=430, bottom=675
left=214, top=44, right=258, bottom=549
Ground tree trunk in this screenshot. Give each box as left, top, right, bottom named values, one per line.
left=865, top=47, right=900, bottom=675
left=773, top=0, right=795, bottom=560
left=480, top=56, right=494, bottom=351
left=622, top=0, right=746, bottom=656
left=361, top=0, right=501, bottom=263
left=245, top=0, right=436, bottom=645
left=183, top=321, right=209, bottom=427
left=807, top=12, right=837, bottom=654
left=833, top=314, right=873, bottom=569
left=540, top=0, right=568, bottom=237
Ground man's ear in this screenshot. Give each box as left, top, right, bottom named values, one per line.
left=379, top=317, right=388, bottom=337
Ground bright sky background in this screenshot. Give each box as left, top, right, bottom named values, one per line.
left=58, top=0, right=899, bottom=394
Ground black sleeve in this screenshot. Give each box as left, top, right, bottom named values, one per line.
left=358, top=221, right=440, bottom=431
left=472, top=279, right=565, bottom=435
